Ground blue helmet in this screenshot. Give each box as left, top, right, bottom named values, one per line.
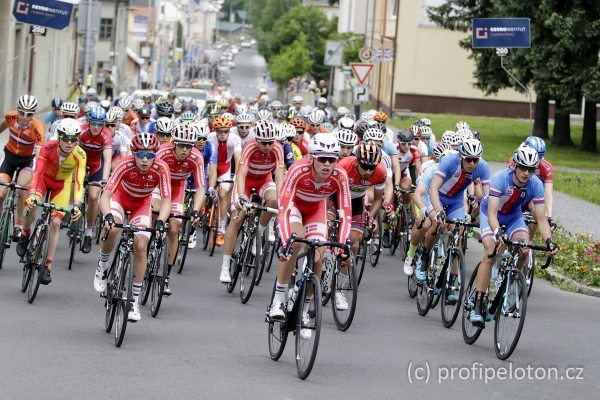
left=524, top=136, right=546, bottom=158
left=88, top=106, right=106, bottom=123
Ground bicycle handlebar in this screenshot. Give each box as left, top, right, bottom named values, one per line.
left=242, top=202, right=278, bottom=214
left=101, top=221, right=157, bottom=242
left=0, top=181, right=28, bottom=191
left=32, top=199, right=72, bottom=214
left=282, top=233, right=350, bottom=259
left=488, top=238, right=554, bottom=259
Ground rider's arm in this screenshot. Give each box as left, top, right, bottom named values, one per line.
left=102, top=147, right=112, bottom=182
left=383, top=177, right=393, bottom=203
left=156, top=163, right=172, bottom=223
left=28, top=148, right=49, bottom=198
left=99, top=188, right=113, bottom=216
left=390, top=154, right=401, bottom=187
left=534, top=201, right=553, bottom=241
left=413, top=183, right=427, bottom=210
left=208, top=164, right=217, bottom=189
left=191, top=155, right=205, bottom=212
left=233, top=149, right=242, bottom=171
left=334, top=169, right=353, bottom=244
left=72, top=147, right=87, bottom=206
left=235, top=163, right=249, bottom=198
left=428, top=174, right=444, bottom=214
left=544, top=181, right=553, bottom=218
left=486, top=196, right=501, bottom=234
left=370, top=189, right=384, bottom=218
left=277, top=163, right=302, bottom=246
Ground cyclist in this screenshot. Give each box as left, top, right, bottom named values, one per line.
left=269, top=133, right=352, bottom=323
left=78, top=106, right=113, bottom=253
left=276, top=122, right=297, bottom=170
left=290, top=117, right=309, bottom=156
left=470, top=144, right=558, bottom=326
left=23, top=118, right=86, bottom=281
left=155, top=117, right=174, bottom=146
left=155, top=124, right=205, bottom=295
left=44, top=97, right=62, bottom=134
left=416, top=138, right=490, bottom=281
left=130, top=107, right=154, bottom=134
left=305, top=109, right=329, bottom=136
left=93, top=132, right=171, bottom=322
left=0, top=95, right=44, bottom=243
left=219, top=120, right=284, bottom=283
left=231, top=113, right=255, bottom=147
left=106, top=108, right=132, bottom=169
left=207, top=115, right=242, bottom=246
left=47, top=102, right=81, bottom=141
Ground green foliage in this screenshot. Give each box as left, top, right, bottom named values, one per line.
left=553, top=171, right=600, bottom=206
left=269, top=36, right=313, bottom=85
left=552, top=228, right=600, bottom=288
left=329, top=30, right=364, bottom=65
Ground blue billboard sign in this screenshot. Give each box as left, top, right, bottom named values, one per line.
left=472, top=18, right=531, bottom=49
left=12, top=0, right=73, bottom=31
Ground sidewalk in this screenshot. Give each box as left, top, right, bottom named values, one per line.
left=489, top=162, right=600, bottom=240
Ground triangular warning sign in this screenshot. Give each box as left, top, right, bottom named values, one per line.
left=349, top=63, right=374, bottom=86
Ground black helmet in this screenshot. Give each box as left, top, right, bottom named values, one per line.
left=138, top=107, right=152, bottom=119
left=156, top=101, right=174, bottom=118
left=397, top=129, right=414, bottom=143
left=51, top=97, right=63, bottom=109
left=354, top=121, right=370, bottom=139
left=357, top=142, right=382, bottom=167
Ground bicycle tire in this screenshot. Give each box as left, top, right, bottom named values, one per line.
left=441, top=250, right=465, bottom=328
left=114, top=252, right=133, bottom=348
left=407, top=274, right=418, bottom=298
left=368, top=213, right=383, bottom=267
left=201, top=204, right=211, bottom=251
left=27, top=225, right=48, bottom=304
left=94, top=212, right=103, bottom=244
left=396, top=206, right=410, bottom=261
left=239, top=229, right=259, bottom=304
left=68, top=217, right=83, bottom=271
left=267, top=280, right=288, bottom=360
left=176, top=221, right=191, bottom=274
left=331, top=259, right=358, bottom=331
left=151, top=236, right=168, bottom=317
left=320, top=251, right=334, bottom=307
left=416, top=255, right=435, bottom=316
left=295, top=273, right=322, bottom=380
left=265, top=239, right=279, bottom=273
left=140, top=235, right=156, bottom=306
left=429, top=253, right=444, bottom=310
left=462, top=262, right=483, bottom=345
left=525, top=250, right=535, bottom=298
left=355, top=240, right=367, bottom=287
left=227, top=230, right=243, bottom=293
left=0, top=210, right=10, bottom=269
left=104, top=249, right=120, bottom=333
left=255, top=228, right=271, bottom=286
left=208, top=197, right=219, bottom=256
left=389, top=215, right=399, bottom=255
left=494, top=269, right=527, bottom=360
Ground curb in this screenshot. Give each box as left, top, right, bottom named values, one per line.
left=542, top=268, right=600, bottom=299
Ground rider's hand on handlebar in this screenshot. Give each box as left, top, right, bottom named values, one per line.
left=277, top=244, right=292, bottom=262
left=103, top=213, right=115, bottom=230
left=493, top=227, right=506, bottom=244
left=383, top=201, right=394, bottom=218
left=190, top=210, right=201, bottom=226
left=25, top=195, right=37, bottom=210
left=207, top=187, right=217, bottom=198
left=435, top=210, right=446, bottom=223
left=546, top=237, right=559, bottom=256
left=236, top=195, right=248, bottom=209
left=71, top=205, right=82, bottom=221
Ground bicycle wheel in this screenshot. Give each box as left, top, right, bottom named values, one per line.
left=140, top=235, right=156, bottom=306
left=27, top=225, right=48, bottom=304
left=0, top=208, right=10, bottom=269
left=176, top=221, right=191, bottom=274
left=320, top=250, right=334, bottom=306
left=240, top=229, right=259, bottom=304
left=255, top=228, right=271, bottom=286
left=389, top=215, right=399, bottom=255
left=201, top=205, right=211, bottom=251
left=441, top=250, right=465, bottom=328
left=208, top=198, right=219, bottom=256
left=331, top=259, right=358, bottom=331
left=494, top=269, right=527, bottom=360
left=115, top=252, right=133, bottom=347
left=429, top=255, right=444, bottom=310
left=94, top=212, right=103, bottom=244
left=407, top=274, right=418, bottom=298
left=524, top=250, right=535, bottom=298
left=104, top=250, right=120, bottom=333
left=368, top=213, right=383, bottom=267
left=416, top=257, right=434, bottom=316
left=265, top=239, right=279, bottom=273
left=462, top=262, right=484, bottom=345
left=295, top=273, right=322, bottom=380
left=227, top=230, right=244, bottom=293
left=151, top=236, right=169, bottom=317
left=355, top=239, right=367, bottom=287
left=267, top=280, right=288, bottom=361
left=68, top=216, right=84, bottom=270
left=396, top=207, right=410, bottom=261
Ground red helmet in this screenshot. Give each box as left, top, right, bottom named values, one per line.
left=130, top=131, right=159, bottom=152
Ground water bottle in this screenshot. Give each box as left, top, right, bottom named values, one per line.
left=488, top=265, right=498, bottom=300
left=287, top=281, right=300, bottom=312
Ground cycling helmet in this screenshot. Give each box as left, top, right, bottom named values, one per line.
left=338, top=116, right=355, bottom=130
left=195, top=122, right=210, bottom=139
left=17, top=94, right=38, bottom=111
left=419, top=118, right=432, bottom=127
left=86, top=88, right=97, bottom=96
left=57, top=118, right=82, bottom=137
left=307, top=109, right=324, bottom=125
left=259, top=88, right=267, bottom=94
left=290, top=117, right=306, bottom=130
left=397, top=129, right=415, bottom=143
left=156, top=101, right=174, bottom=117
left=256, top=109, right=271, bottom=121
left=51, top=97, right=62, bottom=109
left=277, top=109, right=288, bottom=119
left=213, top=115, right=232, bottom=129
left=471, top=129, right=481, bottom=140
left=408, top=125, right=422, bottom=138
left=108, top=106, right=124, bottom=121
left=420, top=126, right=433, bottom=138
left=524, top=136, right=547, bottom=158
left=235, top=113, right=254, bottom=124
left=217, top=98, right=230, bottom=109
left=459, top=138, right=483, bottom=158
left=130, top=131, right=159, bottom=152
left=308, top=133, right=340, bottom=156
left=155, top=117, right=174, bottom=134
left=254, top=119, right=277, bottom=141
left=432, top=142, right=452, bottom=161
left=235, top=103, right=248, bottom=115
left=373, top=111, right=389, bottom=123
left=221, top=112, right=235, bottom=122
left=137, top=107, right=152, bottom=120
left=269, top=100, right=282, bottom=109
left=292, top=95, right=303, bottom=103
left=322, top=122, right=334, bottom=131
left=455, top=128, right=472, bottom=139
left=118, top=97, right=132, bottom=110
left=84, top=101, right=98, bottom=114
left=337, top=106, right=350, bottom=117
left=104, top=110, right=120, bottom=124
left=357, top=142, right=382, bottom=167
left=60, top=102, right=80, bottom=117
left=336, top=128, right=357, bottom=146
left=278, top=123, right=297, bottom=139
left=286, top=107, right=298, bottom=120
left=99, top=99, right=111, bottom=111
left=363, top=127, right=386, bottom=142
left=141, top=93, right=152, bottom=102
left=317, top=97, right=328, bottom=105
left=455, top=121, right=470, bottom=131
left=133, top=98, right=145, bottom=111
left=173, top=103, right=182, bottom=113
left=441, top=130, right=461, bottom=147
left=172, top=123, right=198, bottom=144
left=513, top=144, right=540, bottom=168
left=354, top=122, right=370, bottom=139
left=119, top=91, right=129, bottom=98
left=180, top=111, right=196, bottom=124
left=88, top=106, right=106, bottom=123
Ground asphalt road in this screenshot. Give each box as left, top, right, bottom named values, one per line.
left=0, top=48, right=598, bottom=399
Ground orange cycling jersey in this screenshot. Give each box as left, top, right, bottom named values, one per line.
left=4, top=111, right=44, bottom=157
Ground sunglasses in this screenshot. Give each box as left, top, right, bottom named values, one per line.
left=59, top=135, right=78, bottom=143
left=517, top=165, right=536, bottom=173
left=399, top=142, right=411, bottom=146
left=90, top=121, right=104, bottom=127
left=105, top=123, right=117, bottom=128
left=295, top=130, right=304, bottom=134
left=258, top=140, right=275, bottom=146
left=464, top=157, right=480, bottom=164
left=359, top=163, right=376, bottom=171
left=316, top=156, right=337, bottom=164
left=156, top=132, right=170, bottom=137
left=310, top=124, right=321, bottom=128
left=18, top=110, right=35, bottom=117
left=238, top=125, right=250, bottom=130
left=217, top=129, right=229, bottom=134
left=140, top=117, right=150, bottom=120
left=196, top=137, right=207, bottom=143
left=134, top=150, right=156, bottom=159
left=176, top=143, right=194, bottom=150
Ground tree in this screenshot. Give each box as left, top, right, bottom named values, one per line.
left=269, top=36, right=313, bottom=86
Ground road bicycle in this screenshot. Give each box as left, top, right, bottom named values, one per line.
left=387, top=187, right=414, bottom=257
left=67, top=181, right=103, bottom=270
left=522, top=211, right=556, bottom=297
left=368, top=210, right=383, bottom=267
left=0, top=177, right=27, bottom=269
left=140, top=215, right=171, bottom=318
left=202, top=179, right=232, bottom=256
left=175, top=189, right=196, bottom=274
left=255, top=217, right=277, bottom=286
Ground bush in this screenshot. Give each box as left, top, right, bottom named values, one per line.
left=551, top=227, right=600, bottom=287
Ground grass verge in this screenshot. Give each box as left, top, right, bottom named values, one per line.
left=553, top=171, right=600, bottom=206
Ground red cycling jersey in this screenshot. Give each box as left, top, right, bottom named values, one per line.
left=507, top=157, right=553, bottom=184
left=238, top=139, right=285, bottom=178
left=337, top=156, right=386, bottom=199
left=157, top=143, right=205, bottom=187
left=78, top=123, right=112, bottom=163
left=106, top=155, right=171, bottom=200
left=277, top=158, right=352, bottom=247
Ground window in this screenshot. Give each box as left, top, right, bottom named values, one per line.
left=99, top=18, right=113, bottom=40
left=389, top=0, right=399, bottom=18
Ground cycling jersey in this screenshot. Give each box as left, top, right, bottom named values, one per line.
left=106, top=155, right=171, bottom=200
left=397, top=146, right=421, bottom=171
left=416, top=164, right=438, bottom=207
left=420, top=159, right=436, bottom=176
left=337, top=156, right=386, bottom=199
left=231, top=126, right=254, bottom=148
left=123, top=110, right=137, bottom=126
left=157, top=144, right=204, bottom=214
left=208, top=132, right=242, bottom=176
left=78, top=123, right=113, bottom=162
left=277, top=158, right=351, bottom=247
left=290, top=142, right=303, bottom=161
left=434, top=152, right=490, bottom=198
left=3, top=111, right=44, bottom=157
left=282, top=141, right=294, bottom=169
left=130, top=118, right=155, bottom=134
left=507, top=157, right=553, bottom=184
left=381, top=140, right=398, bottom=156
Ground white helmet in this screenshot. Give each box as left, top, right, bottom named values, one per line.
left=235, top=113, right=254, bottom=124
left=336, top=128, right=357, bottom=146
left=60, top=102, right=80, bottom=117
left=278, top=122, right=296, bottom=139
left=337, top=106, right=350, bottom=117
left=119, top=91, right=129, bottom=98
left=155, top=117, right=174, bottom=134
left=195, top=122, right=210, bottom=139
left=118, top=97, right=132, bottom=110
left=363, top=127, right=385, bottom=142
left=234, top=103, right=248, bottom=115
left=105, top=110, right=120, bottom=124
left=455, top=128, right=472, bottom=139
left=108, top=106, right=124, bottom=121
left=337, top=116, right=355, bottom=130
left=133, top=98, right=145, bottom=110
left=513, top=144, right=539, bottom=168
left=441, top=130, right=461, bottom=147
left=221, top=112, right=235, bottom=122
left=307, top=109, right=324, bottom=125
left=292, top=95, right=303, bottom=103
left=84, top=101, right=98, bottom=114
left=455, top=121, right=470, bottom=131
left=256, top=109, right=271, bottom=121
left=420, top=118, right=432, bottom=127
left=172, top=123, right=198, bottom=144
left=254, top=119, right=278, bottom=141
left=459, top=138, right=483, bottom=158
left=308, top=133, right=340, bottom=156
left=86, top=88, right=97, bottom=96
left=57, top=118, right=82, bottom=137
left=420, top=125, right=433, bottom=138
left=432, top=142, right=452, bottom=161
left=17, top=94, right=38, bottom=112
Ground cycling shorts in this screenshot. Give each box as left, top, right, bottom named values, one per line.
left=87, top=157, right=105, bottom=184
left=329, top=195, right=365, bottom=234
left=218, top=172, right=233, bottom=191
left=479, top=208, right=528, bottom=241
left=426, top=192, right=465, bottom=220
left=0, top=149, right=33, bottom=181
left=288, top=199, right=328, bottom=242
left=152, top=182, right=185, bottom=215
left=110, top=191, right=152, bottom=238
left=231, top=175, right=275, bottom=207
left=32, top=174, right=72, bottom=220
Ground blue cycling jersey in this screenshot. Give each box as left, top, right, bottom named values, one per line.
left=481, top=168, right=545, bottom=215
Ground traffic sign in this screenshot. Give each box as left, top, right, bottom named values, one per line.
left=353, top=86, right=369, bottom=104
left=372, top=47, right=394, bottom=62
left=359, top=47, right=372, bottom=62
left=324, top=40, right=344, bottom=67
left=12, top=0, right=73, bottom=30
left=472, top=18, right=531, bottom=48
left=349, top=63, right=374, bottom=86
